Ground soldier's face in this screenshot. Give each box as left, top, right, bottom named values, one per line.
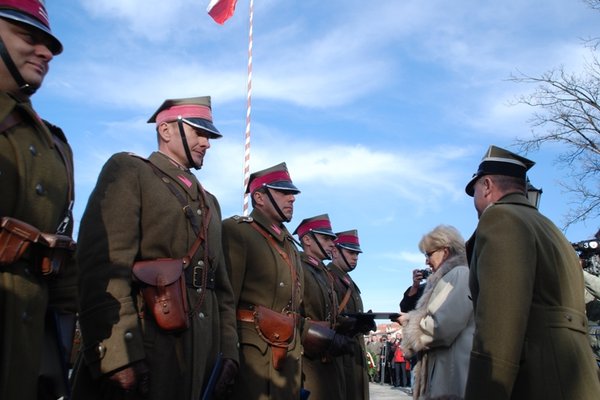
left=265, top=189, right=295, bottom=222
left=0, top=19, right=53, bottom=92
left=160, top=122, right=211, bottom=168
left=314, top=233, right=335, bottom=260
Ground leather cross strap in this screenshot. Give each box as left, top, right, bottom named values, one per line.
left=0, top=110, right=22, bottom=132
left=248, top=222, right=301, bottom=314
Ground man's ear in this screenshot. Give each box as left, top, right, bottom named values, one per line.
left=157, top=122, right=172, bottom=143
left=301, top=234, right=312, bottom=247
left=252, top=190, right=264, bottom=207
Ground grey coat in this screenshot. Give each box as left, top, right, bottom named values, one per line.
left=401, top=254, right=474, bottom=400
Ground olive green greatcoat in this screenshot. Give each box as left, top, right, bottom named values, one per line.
left=329, top=263, right=370, bottom=400
left=465, top=193, right=600, bottom=400
left=222, top=209, right=303, bottom=400
left=0, top=92, right=77, bottom=400
left=71, top=152, right=238, bottom=400
left=300, top=253, right=345, bottom=399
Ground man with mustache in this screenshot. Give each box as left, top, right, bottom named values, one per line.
left=72, top=97, right=239, bottom=400
left=0, top=1, right=77, bottom=399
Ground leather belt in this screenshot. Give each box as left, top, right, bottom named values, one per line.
left=236, top=309, right=256, bottom=323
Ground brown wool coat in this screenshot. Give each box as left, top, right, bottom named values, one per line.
left=466, top=193, right=600, bottom=400
left=0, top=92, right=78, bottom=400
left=222, top=209, right=304, bottom=400
left=301, top=254, right=345, bottom=399
left=71, top=152, right=238, bottom=400
left=329, top=262, right=370, bottom=400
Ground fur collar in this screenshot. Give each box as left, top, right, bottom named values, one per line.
left=401, top=253, right=467, bottom=358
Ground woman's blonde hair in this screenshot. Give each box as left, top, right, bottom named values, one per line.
left=418, top=224, right=465, bottom=257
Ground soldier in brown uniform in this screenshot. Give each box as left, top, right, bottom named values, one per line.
left=71, top=97, right=239, bottom=400
left=222, top=163, right=305, bottom=400
left=294, top=214, right=350, bottom=399
left=0, top=1, right=77, bottom=399
left=329, top=230, right=373, bottom=400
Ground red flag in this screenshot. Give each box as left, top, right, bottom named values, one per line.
left=207, top=0, right=238, bottom=24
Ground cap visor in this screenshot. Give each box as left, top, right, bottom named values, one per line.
left=182, top=118, right=222, bottom=139
left=0, top=10, right=62, bottom=54
left=337, top=243, right=363, bottom=253
left=265, top=181, right=300, bottom=194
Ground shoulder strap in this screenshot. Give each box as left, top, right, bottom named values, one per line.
left=249, top=221, right=301, bottom=313
left=45, top=122, right=74, bottom=235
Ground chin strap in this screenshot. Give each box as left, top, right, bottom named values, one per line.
left=338, top=246, right=355, bottom=271
left=310, top=232, right=331, bottom=260
left=177, top=117, right=200, bottom=170
left=264, top=187, right=290, bottom=222
left=0, top=34, right=36, bottom=96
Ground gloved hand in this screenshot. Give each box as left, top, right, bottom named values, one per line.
left=334, top=315, right=358, bottom=335
left=336, top=314, right=376, bottom=336
left=105, top=360, right=150, bottom=398
left=328, top=333, right=355, bottom=357
left=214, top=358, right=238, bottom=399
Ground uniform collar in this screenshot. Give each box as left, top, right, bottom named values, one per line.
left=250, top=208, right=291, bottom=242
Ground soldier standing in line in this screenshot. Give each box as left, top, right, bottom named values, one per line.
left=329, top=229, right=374, bottom=400
left=294, top=214, right=353, bottom=399
left=222, top=162, right=305, bottom=400
left=0, top=1, right=77, bottom=399
left=71, top=96, right=239, bottom=400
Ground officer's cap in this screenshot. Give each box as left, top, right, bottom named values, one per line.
left=465, top=145, right=534, bottom=196
left=147, top=96, right=222, bottom=139
left=246, top=162, right=300, bottom=194
left=334, top=229, right=363, bottom=253
left=293, top=214, right=337, bottom=239
left=0, top=0, right=62, bottom=54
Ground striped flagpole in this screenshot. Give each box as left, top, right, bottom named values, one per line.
left=242, top=0, right=254, bottom=216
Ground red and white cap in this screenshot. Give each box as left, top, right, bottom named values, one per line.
left=0, top=0, right=62, bottom=54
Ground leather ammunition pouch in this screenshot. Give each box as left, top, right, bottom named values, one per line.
left=132, top=258, right=189, bottom=332
left=0, top=217, right=75, bottom=275
left=36, top=233, right=76, bottom=276
left=0, top=217, right=41, bottom=265
left=237, top=305, right=296, bottom=370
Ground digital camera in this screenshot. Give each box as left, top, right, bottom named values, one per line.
left=419, top=268, right=432, bottom=279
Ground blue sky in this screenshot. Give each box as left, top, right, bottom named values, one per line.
left=35, top=0, right=599, bottom=313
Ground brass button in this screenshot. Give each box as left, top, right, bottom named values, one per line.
left=29, top=145, right=37, bottom=155
left=35, top=183, right=44, bottom=195
left=124, top=332, right=134, bottom=341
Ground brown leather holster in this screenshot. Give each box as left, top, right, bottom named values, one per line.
left=0, top=217, right=75, bottom=275
left=237, top=305, right=296, bottom=370
left=132, top=258, right=189, bottom=332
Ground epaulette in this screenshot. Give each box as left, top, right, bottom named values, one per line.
left=128, top=152, right=147, bottom=161
left=42, top=119, right=68, bottom=143
left=232, top=215, right=253, bottom=223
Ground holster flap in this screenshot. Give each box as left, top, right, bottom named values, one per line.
left=132, top=258, right=184, bottom=286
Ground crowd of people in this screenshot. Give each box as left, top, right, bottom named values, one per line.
left=2, top=2, right=600, bottom=400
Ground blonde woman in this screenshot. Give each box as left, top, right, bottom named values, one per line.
left=399, top=225, right=474, bottom=399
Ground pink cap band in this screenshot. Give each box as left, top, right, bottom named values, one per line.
left=335, top=234, right=360, bottom=245
left=155, top=104, right=213, bottom=126
left=296, top=219, right=333, bottom=238
left=249, top=170, right=292, bottom=193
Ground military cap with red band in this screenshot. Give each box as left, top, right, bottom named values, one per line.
left=246, top=162, right=300, bottom=194
left=335, top=229, right=363, bottom=253
left=465, top=145, right=534, bottom=196
left=293, top=214, right=336, bottom=239
left=147, top=96, right=222, bottom=139
left=0, top=0, right=62, bottom=54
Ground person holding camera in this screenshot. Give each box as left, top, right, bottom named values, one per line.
left=398, top=225, right=474, bottom=400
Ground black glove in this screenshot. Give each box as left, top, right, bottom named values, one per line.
left=104, top=360, right=150, bottom=398
left=337, top=313, right=376, bottom=336
left=328, top=333, right=355, bottom=357
left=213, top=358, right=238, bottom=400
left=334, top=315, right=358, bottom=335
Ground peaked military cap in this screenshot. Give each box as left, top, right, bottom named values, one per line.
left=147, top=96, right=222, bottom=139
left=246, top=162, right=300, bottom=194
left=334, top=229, right=363, bottom=253
left=465, top=145, right=535, bottom=196
left=293, top=214, right=337, bottom=239
left=0, top=0, right=62, bottom=54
